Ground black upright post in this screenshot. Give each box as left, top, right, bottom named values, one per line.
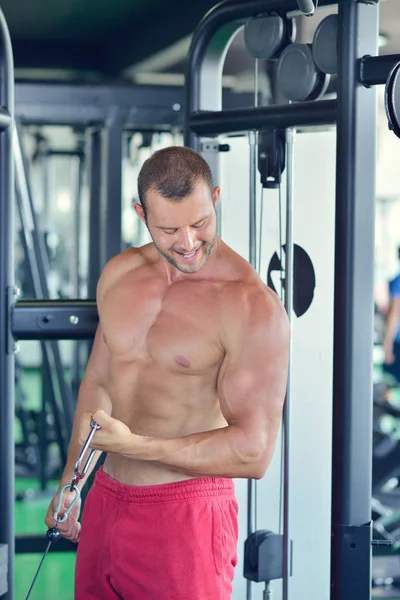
left=0, top=8, right=14, bottom=600
left=72, top=151, right=85, bottom=396
left=87, top=128, right=102, bottom=298
left=100, top=113, right=123, bottom=268
left=331, top=2, right=378, bottom=599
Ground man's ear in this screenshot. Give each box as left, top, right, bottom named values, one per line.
left=212, top=187, right=220, bottom=208
left=134, top=202, right=146, bottom=224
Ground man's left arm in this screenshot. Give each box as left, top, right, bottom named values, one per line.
left=86, top=289, right=290, bottom=480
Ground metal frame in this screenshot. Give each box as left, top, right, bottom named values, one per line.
left=183, top=1, right=380, bottom=599
left=15, top=81, right=257, bottom=128
left=100, top=112, right=124, bottom=266
left=0, top=105, right=10, bottom=131
left=331, top=2, right=378, bottom=599
left=0, top=8, right=14, bottom=600
left=183, top=2, right=336, bottom=599
left=0, top=2, right=396, bottom=599
left=189, top=100, right=337, bottom=136
left=87, top=128, right=102, bottom=298
left=12, top=300, right=98, bottom=340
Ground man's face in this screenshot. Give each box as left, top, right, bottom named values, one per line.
left=135, top=181, right=220, bottom=274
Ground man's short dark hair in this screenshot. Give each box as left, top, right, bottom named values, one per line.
left=137, top=146, right=213, bottom=218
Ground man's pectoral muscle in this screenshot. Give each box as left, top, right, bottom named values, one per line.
left=84, top=288, right=290, bottom=480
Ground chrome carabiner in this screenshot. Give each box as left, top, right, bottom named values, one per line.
left=70, top=418, right=101, bottom=490
left=54, top=483, right=81, bottom=523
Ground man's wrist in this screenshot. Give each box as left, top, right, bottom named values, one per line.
left=121, top=434, right=158, bottom=461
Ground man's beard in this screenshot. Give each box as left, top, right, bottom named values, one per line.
left=152, top=234, right=217, bottom=274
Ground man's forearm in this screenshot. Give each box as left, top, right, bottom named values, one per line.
left=122, top=424, right=269, bottom=480
left=61, top=378, right=110, bottom=489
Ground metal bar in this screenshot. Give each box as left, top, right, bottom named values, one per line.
left=0, top=7, right=14, bottom=599
left=41, top=150, right=50, bottom=231
left=0, top=105, right=10, bottom=131
left=12, top=300, right=98, bottom=340
left=249, top=132, right=257, bottom=267
left=87, top=129, right=102, bottom=298
left=15, top=534, right=76, bottom=554
left=72, top=153, right=84, bottom=300
left=360, top=53, right=400, bottom=87
left=14, top=81, right=255, bottom=128
left=15, top=172, right=69, bottom=465
left=72, top=152, right=85, bottom=396
left=183, top=0, right=336, bottom=147
left=189, top=100, right=337, bottom=137
left=331, top=1, right=378, bottom=599
left=100, top=113, right=123, bottom=266
left=247, top=124, right=259, bottom=600
left=283, top=128, right=295, bottom=600
left=14, top=123, right=76, bottom=434
left=246, top=67, right=260, bottom=599
left=39, top=360, right=49, bottom=490
left=39, top=149, right=85, bottom=158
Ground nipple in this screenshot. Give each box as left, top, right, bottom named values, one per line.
left=175, top=355, right=191, bottom=368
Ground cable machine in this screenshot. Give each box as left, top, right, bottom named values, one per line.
left=1, top=0, right=400, bottom=599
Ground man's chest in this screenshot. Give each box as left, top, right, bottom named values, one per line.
left=101, top=278, right=224, bottom=373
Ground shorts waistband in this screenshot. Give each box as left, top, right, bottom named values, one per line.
left=93, top=467, right=235, bottom=504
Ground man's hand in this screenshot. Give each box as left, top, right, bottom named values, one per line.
left=45, top=486, right=81, bottom=543
left=79, top=409, right=147, bottom=456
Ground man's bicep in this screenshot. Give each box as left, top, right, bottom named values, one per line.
left=218, top=301, right=290, bottom=434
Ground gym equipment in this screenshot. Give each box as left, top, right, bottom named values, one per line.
left=244, top=14, right=296, bottom=60
left=276, top=43, right=330, bottom=102
left=0, top=2, right=397, bottom=600
left=296, top=0, right=315, bottom=15
left=257, top=129, right=286, bottom=188
left=0, top=544, right=7, bottom=597
left=0, top=6, right=14, bottom=599
left=182, top=0, right=392, bottom=598
left=385, top=61, right=400, bottom=139
left=23, top=419, right=100, bottom=600
left=312, top=15, right=338, bottom=75
left=24, top=528, right=61, bottom=600
left=244, top=530, right=292, bottom=583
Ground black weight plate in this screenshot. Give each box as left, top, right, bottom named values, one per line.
left=244, top=15, right=286, bottom=60
left=312, top=14, right=338, bottom=75
left=385, top=61, right=400, bottom=139
left=277, top=43, right=318, bottom=102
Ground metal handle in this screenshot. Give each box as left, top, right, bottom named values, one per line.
left=54, top=484, right=80, bottom=523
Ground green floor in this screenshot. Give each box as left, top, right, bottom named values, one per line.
left=15, top=478, right=75, bottom=600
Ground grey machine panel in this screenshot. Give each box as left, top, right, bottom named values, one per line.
left=0, top=545, right=7, bottom=597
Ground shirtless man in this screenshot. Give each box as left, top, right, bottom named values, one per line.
left=45, top=146, right=290, bottom=600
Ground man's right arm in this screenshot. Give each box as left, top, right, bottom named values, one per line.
left=44, top=323, right=111, bottom=540
left=59, top=324, right=112, bottom=488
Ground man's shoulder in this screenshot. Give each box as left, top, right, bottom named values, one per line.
left=220, top=265, right=288, bottom=337
left=219, top=243, right=281, bottom=308
left=97, top=244, right=154, bottom=298
left=228, top=278, right=285, bottom=318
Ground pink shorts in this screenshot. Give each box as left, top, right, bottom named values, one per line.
left=74, top=468, right=239, bottom=600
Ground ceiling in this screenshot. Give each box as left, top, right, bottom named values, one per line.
left=1, top=0, right=399, bottom=87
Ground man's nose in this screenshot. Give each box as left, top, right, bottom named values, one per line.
left=178, top=229, right=196, bottom=251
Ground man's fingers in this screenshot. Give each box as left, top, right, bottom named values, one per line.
left=51, top=516, right=81, bottom=543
